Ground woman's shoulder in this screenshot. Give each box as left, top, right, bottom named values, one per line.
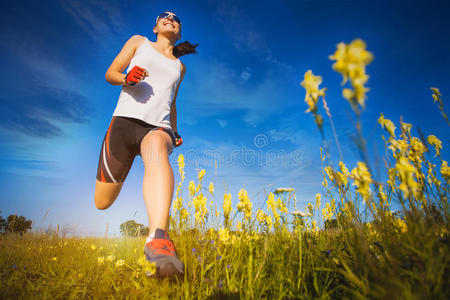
left=126, top=35, right=147, bottom=48
left=130, top=34, right=146, bottom=41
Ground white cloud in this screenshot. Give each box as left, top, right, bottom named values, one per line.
left=241, top=70, right=251, bottom=81
left=214, top=2, right=272, bottom=61
left=217, top=119, right=228, bottom=128
left=184, top=58, right=296, bottom=127
left=213, top=1, right=294, bottom=71
left=60, top=0, right=129, bottom=50
left=266, top=111, right=314, bottom=145
left=0, top=15, right=95, bottom=137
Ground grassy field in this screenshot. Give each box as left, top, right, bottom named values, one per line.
left=0, top=39, right=448, bottom=299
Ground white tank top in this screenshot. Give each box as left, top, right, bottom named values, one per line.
left=112, top=36, right=182, bottom=129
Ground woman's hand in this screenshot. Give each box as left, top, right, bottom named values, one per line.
left=174, top=131, right=183, bottom=147
left=124, top=66, right=149, bottom=86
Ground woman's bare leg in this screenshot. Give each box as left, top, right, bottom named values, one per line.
left=140, top=130, right=175, bottom=234
left=94, top=180, right=123, bottom=210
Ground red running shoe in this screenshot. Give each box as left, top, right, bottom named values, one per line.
left=144, top=228, right=185, bottom=277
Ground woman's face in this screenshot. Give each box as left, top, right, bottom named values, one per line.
left=154, top=11, right=181, bottom=41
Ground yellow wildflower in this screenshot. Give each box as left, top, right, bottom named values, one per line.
left=339, top=161, right=350, bottom=177
left=177, top=154, right=185, bottom=181
left=307, top=202, right=314, bottom=216
left=137, top=255, right=146, bottom=266
left=208, top=182, right=214, bottom=195
left=237, top=188, right=252, bottom=220
left=337, top=161, right=350, bottom=186
left=98, top=256, right=105, bottom=265
left=143, top=259, right=156, bottom=276
left=329, top=39, right=374, bottom=108
left=377, top=184, right=388, bottom=208
left=106, top=255, right=115, bottom=262
left=440, top=160, right=450, bottom=184
left=343, top=202, right=353, bottom=218
left=311, top=220, right=318, bottom=235
left=377, top=113, right=396, bottom=138
left=395, top=157, right=419, bottom=198
left=267, top=192, right=280, bottom=225
left=324, top=166, right=334, bottom=181
left=90, top=244, right=96, bottom=251
left=276, top=197, right=288, bottom=213
left=388, top=138, right=409, bottom=158
left=256, top=209, right=265, bottom=224
left=430, top=87, right=450, bottom=125
left=115, top=260, right=125, bottom=268
left=394, top=217, right=407, bottom=234
left=301, top=70, right=326, bottom=113
left=300, top=69, right=326, bottom=128
left=218, top=227, right=231, bottom=244
left=315, top=193, right=321, bottom=210
left=223, top=193, right=232, bottom=226
left=350, top=162, right=373, bottom=203
left=322, top=203, right=334, bottom=221
left=265, top=215, right=273, bottom=230
left=198, top=169, right=206, bottom=182
left=400, top=121, right=412, bottom=138
left=180, top=208, right=189, bottom=222
left=427, top=135, right=442, bottom=157
left=188, top=181, right=196, bottom=196
left=193, top=193, right=208, bottom=225
left=173, top=191, right=183, bottom=212
left=410, top=137, right=425, bottom=157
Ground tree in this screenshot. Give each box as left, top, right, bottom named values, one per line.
left=0, top=213, right=32, bottom=235
left=119, top=220, right=149, bottom=237
left=0, top=211, right=6, bottom=233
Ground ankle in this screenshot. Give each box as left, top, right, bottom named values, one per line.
left=146, top=230, right=156, bottom=244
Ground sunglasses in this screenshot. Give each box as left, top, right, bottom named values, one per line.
left=155, top=12, right=181, bottom=26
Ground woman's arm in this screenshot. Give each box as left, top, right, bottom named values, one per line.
left=170, top=62, right=186, bottom=132
left=105, top=35, right=147, bottom=86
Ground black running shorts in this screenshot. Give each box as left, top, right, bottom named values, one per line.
left=96, top=116, right=177, bottom=183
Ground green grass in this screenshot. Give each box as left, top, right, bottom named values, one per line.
left=1, top=216, right=448, bottom=299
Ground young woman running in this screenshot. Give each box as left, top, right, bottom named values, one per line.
left=94, top=11, right=198, bottom=277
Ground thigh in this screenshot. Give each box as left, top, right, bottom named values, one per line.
left=96, top=116, right=137, bottom=183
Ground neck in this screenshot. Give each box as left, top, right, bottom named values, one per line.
left=155, top=34, right=176, bottom=55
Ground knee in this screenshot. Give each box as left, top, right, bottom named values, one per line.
left=94, top=189, right=116, bottom=210
left=147, top=134, right=167, bottom=151
left=94, top=180, right=122, bottom=210
left=141, top=134, right=170, bottom=162
left=94, top=196, right=111, bottom=210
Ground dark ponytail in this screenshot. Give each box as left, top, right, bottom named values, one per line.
left=173, top=41, right=199, bottom=58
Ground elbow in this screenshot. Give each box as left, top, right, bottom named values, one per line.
left=105, top=70, right=111, bottom=84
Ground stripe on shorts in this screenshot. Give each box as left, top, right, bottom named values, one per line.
left=102, top=140, right=117, bottom=183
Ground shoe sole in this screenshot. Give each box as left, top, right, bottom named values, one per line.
left=145, top=262, right=184, bottom=278
left=144, top=252, right=185, bottom=278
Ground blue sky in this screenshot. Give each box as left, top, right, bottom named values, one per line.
left=0, top=0, right=449, bottom=236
